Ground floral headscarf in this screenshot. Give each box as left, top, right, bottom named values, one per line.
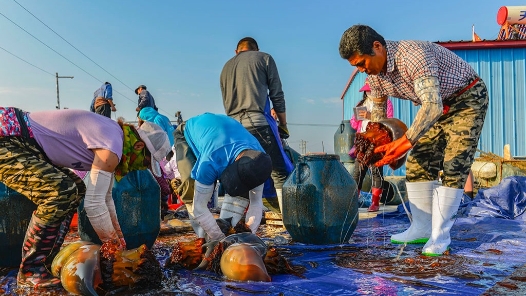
left=114, top=124, right=149, bottom=182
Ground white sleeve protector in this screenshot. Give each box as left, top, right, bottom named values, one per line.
left=246, top=184, right=264, bottom=234
left=190, top=180, right=225, bottom=241
left=104, top=175, right=124, bottom=240
left=84, top=168, right=119, bottom=243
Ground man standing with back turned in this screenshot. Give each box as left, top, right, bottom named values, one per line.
left=339, top=24, right=488, bottom=256
left=90, top=82, right=116, bottom=118
left=220, top=37, right=293, bottom=216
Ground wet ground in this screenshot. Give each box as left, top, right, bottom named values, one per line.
left=3, top=204, right=526, bottom=295
left=0, top=207, right=297, bottom=296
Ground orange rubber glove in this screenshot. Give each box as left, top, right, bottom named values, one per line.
left=374, top=134, right=413, bottom=167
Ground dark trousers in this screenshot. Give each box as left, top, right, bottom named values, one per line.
left=95, top=104, right=111, bottom=118
left=353, top=164, right=384, bottom=189
left=244, top=125, right=289, bottom=189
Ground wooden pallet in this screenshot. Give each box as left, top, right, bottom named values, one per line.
left=264, top=211, right=284, bottom=226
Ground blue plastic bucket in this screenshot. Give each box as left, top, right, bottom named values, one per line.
left=282, top=154, right=359, bottom=244
left=78, top=170, right=161, bottom=249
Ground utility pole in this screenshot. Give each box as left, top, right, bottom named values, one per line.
left=56, top=72, right=74, bottom=109
left=300, top=140, right=307, bottom=155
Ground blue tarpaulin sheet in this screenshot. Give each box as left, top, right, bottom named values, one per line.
left=162, top=215, right=526, bottom=295
left=3, top=177, right=526, bottom=295
left=460, top=176, right=526, bottom=220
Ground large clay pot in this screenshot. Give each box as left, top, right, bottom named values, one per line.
left=282, top=154, right=359, bottom=244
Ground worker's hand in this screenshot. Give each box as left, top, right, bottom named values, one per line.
left=194, top=240, right=222, bottom=271
left=119, top=237, right=127, bottom=250
left=170, top=178, right=182, bottom=193
left=278, top=124, right=289, bottom=139
left=115, top=227, right=127, bottom=250
left=111, top=106, right=117, bottom=112
left=374, top=135, right=412, bottom=167
left=100, top=238, right=123, bottom=260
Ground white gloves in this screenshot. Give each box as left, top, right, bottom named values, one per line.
left=220, top=184, right=263, bottom=234
left=188, top=181, right=225, bottom=241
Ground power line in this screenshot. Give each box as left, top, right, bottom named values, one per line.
left=12, top=0, right=135, bottom=93
left=0, top=5, right=139, bottom=108
left=0, top=9, right=144, bottom=113
left=0, top=11, right=103, bottom=84
left=0, top=46, right=54, bottom=76
left=2, top=4, right=177, bottom=119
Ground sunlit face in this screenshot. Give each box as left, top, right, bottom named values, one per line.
left=346, top=41, right=386, bottom=75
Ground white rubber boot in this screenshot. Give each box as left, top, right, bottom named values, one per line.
left=391, top=181, right=436, bottom=244
left=276, top=189, right=283, bottom=214
left=219, top=194, right=249, bottom=228
left=246, top=184, right=264, bottom=234
left=422, top=186, right=463, bottom=256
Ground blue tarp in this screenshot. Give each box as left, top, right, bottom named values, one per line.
left=3, top=177, right=526, bottom=295
left=460, top=176, right=526, bottom=220
left=158, top=214, right=526, bottom=296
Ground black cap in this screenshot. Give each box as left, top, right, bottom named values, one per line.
left=135, top=85, right=147, bottom=95
left=220, top=150, right=272, bottom=197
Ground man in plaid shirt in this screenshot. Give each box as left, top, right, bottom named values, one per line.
left=339, top=24, right=489, bottom=256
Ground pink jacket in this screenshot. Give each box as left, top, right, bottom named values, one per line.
left=350, top=99, right=394, bottom=132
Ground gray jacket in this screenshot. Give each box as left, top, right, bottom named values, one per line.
left=220, top=51, right=285, bottom=127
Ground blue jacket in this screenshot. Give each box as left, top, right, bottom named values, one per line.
left=137, top=90, right=157, bottom=111
left=90, top=83, right=113, bottom=111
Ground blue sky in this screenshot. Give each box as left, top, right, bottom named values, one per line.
left=0, top=0, right=521, bottom=153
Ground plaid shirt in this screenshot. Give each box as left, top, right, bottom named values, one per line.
left=369, top=40, right=477, bottom=104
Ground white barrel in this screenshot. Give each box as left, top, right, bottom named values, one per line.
left=497, top=6, right=526, bottom=25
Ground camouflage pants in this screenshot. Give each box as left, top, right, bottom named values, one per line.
left=0, top=137, right=85, bottom=225
left=173, top=123, right=196, bottom=205
left=406, top=78, right=489, bottom=189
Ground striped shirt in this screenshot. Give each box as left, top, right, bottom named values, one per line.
left=368, top=40, right=477, bottom=104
